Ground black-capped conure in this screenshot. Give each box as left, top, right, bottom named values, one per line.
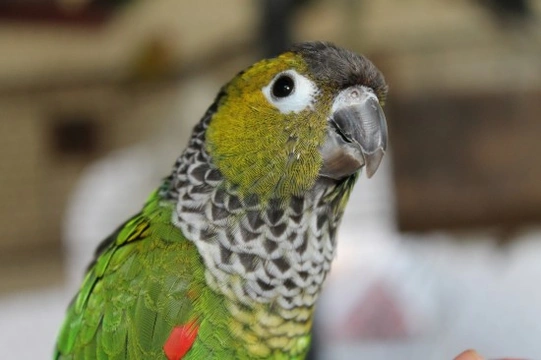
left=55, top=41, right=388, bottom=360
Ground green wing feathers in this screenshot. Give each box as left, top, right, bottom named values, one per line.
left=55, top=191, right=207, bottom=359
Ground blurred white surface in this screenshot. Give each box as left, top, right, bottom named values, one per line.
left=0, top=286, right=70, bottom=358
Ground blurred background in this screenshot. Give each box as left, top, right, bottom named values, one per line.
left=1, top=0, right=540, bottom=358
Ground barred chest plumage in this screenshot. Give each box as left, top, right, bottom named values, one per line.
left=166, top=111, right=352, bottom=355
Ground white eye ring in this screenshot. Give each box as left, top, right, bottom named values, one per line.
left=262, top=70, right=318, bottom=114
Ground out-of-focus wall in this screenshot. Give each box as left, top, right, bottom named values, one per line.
left=0, top=0, right=256, bottom=85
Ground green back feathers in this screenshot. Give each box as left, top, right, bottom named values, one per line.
left=55, top=190, right=290, bottom=359
left=55, top=192, right=206, bottom=359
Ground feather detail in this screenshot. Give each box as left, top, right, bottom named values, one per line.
left=163, top=320, right=199, bottom=360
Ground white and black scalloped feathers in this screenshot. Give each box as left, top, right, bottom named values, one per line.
left=171, top=127, right=342, bottom=315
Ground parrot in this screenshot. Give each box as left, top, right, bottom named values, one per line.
left=55, top=41, right=388, bottom=360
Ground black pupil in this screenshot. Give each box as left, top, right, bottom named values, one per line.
left=272, top=75, right=294, bottom=98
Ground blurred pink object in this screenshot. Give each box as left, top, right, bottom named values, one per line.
left=455, top=350, right=529, bottom=360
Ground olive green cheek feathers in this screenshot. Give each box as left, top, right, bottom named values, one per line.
left=206, top=42, right=388, bottom=199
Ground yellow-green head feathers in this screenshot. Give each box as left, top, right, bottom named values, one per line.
left=206, top=42, right=387, bottom=201
left=206, top=51, right=326, bottom=200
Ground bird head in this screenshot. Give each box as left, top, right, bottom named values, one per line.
left=206, top=42, right=388, bottom=200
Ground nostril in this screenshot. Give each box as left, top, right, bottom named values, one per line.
left=349, top=89, right=360, bottom=99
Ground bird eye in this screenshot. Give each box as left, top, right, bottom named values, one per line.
left=262, top=70, right=318, bottom=114
left=272, top=75, right=295, bottom=98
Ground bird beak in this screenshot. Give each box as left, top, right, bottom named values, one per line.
left=320, top=86, right=388, bottom=180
